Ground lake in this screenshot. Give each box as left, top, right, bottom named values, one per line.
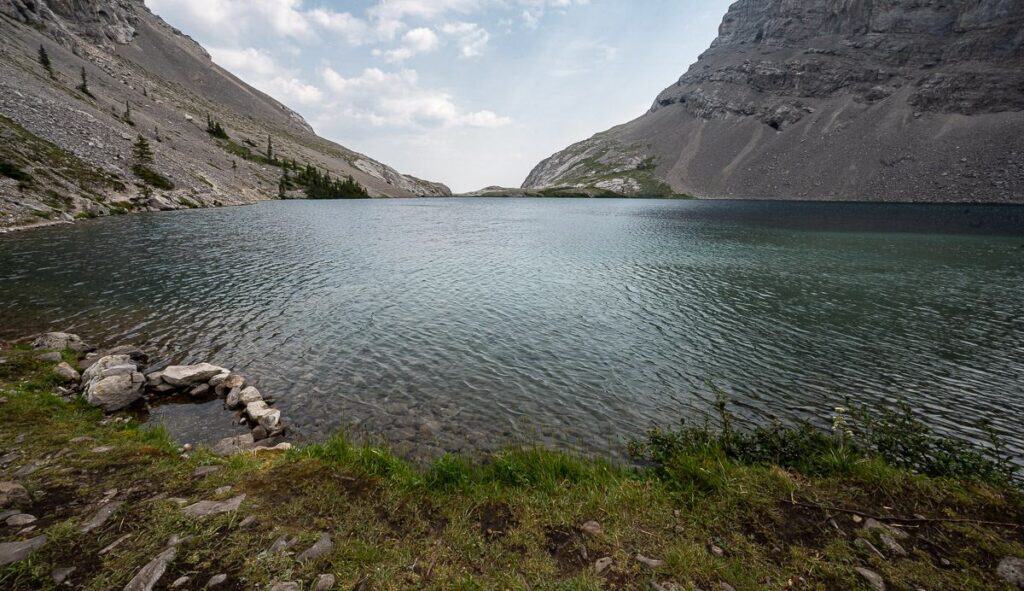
left=1, top=199, right=1022, bottom=461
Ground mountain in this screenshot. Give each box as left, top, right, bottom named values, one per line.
left=523, top=0, right=1024, bottom=202
left=0, top=0, right=450, bottom=231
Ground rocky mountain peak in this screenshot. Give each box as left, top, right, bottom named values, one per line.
left=524, top=0, right=1024, bottom=202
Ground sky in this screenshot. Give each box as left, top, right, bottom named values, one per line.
left=144, top=0, right=733, bottom=192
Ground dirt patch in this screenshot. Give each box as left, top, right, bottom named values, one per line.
left=475, top=502, right=515, bottom=540
left=544, top=526, right=589, bottom=574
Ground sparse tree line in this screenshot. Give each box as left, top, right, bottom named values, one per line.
left=36, top=43, right=368, bottom=201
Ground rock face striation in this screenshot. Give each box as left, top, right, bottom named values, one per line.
left=0, top=0, right=450, bottom=231
left=523, top=0, right=1024, bottom=202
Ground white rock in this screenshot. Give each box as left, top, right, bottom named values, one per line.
left=998, top=557, right=1024, bottom=589
left=54, top=362, right=80, bottom=383
left=258, top=409, right=282, bottom=431
left=162, top=364, right=227, bottom=386
left=239, top=387, right=263, bottom=405
left=181, top=495, right=246, bottom=518
left=32, top=332, right=90, bottom=352
left=86, top=374, right=145, bottom=412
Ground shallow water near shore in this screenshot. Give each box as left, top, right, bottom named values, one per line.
left=1, top=198, right=1023, bottom=461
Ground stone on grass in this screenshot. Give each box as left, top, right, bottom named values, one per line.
left=39, top=351, right=63, bottom=362
left=315, top=574, right=336, bottom=591
left=54, top=362, right=80, bottom=383
left=182, top=494, right=246, bottom=518
left=270, top=583, right=300, bottom=591
left=594, top=557, right=613, bottom=574
left=998, top=557, right=1024, bottom=589
left=855, top=567, right=886, bottom=591
left=878, top=534, right=908, bottom=557
left=51, top=566, right=76, bottom=584
left=162, top=364, right=227, bottom=386
left=6, top=513, right=36, bottom=527
left=854, top=537, right=885, bottom=560
left=635, top=554, right=664, bottom=568
left=863, top=518, right=909, bottom=540
left=32, top=332, right=90, bottom=352
left=0, top=535, right=47, bottom=567
left=123, top=546, right=176, bottom=591
left=211, top=434, right=255, bottom=456
left=193, top=466, right=221, bottom=478
left=297, top=533, right=333, bottom=562
left=206, top=573, right=227, bottom=587
left=81, top=501, right=123, bottom=533
left=581, top=520, right=602, bottom=536
left=0, top=481, right=30, bottom=509
left=170, top=576, right=190, bottom=589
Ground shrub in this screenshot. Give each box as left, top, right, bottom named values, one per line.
left=629, top=393, right=1019, bottom=488
left=132, top=164, right=174, bottom=190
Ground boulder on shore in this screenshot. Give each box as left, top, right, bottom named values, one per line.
left=82, top=355, right=145, bottom=412
left=32, top=332, right=91, bottom=353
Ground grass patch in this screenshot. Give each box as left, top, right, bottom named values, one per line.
left=131, top=165, right=174, bottom=190
left=0, top=346, right=1021, bottom=590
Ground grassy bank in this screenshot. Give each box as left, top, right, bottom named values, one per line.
left=1, top=346, right=1022, bottom=590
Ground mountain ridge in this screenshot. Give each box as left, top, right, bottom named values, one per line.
left=523, top=0, right=1024, bottom=202
left=0, top=0, right=450, bottom=231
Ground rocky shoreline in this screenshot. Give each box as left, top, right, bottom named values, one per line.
left=27, top=331, right=291, bottom=457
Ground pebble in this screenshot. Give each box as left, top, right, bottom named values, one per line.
left=314, top=574, right=336, bottom=591
left=170, top=576, right=190, bottom=589
left=214, top=486, right=233, bottom=496
left=51, top=566, right=76, bottom=584
left=182, top=494, right=246, bottom=518
left=580, top=520, right=602, bottom=536
left=635, top=554, right=665, bottom=568
left=997, top=557, right=1024, bottom=589
left=193, top=466, right=221, bottom=478
left=855, top=567, right=886, bottom=591
left=270, top=583, right=300, bottom=591
left=5, top=513, right=37, bottom=527
left=81, top=501, right=123, bottom=533
left=594, top=556, right=613, bottom=573
left=297, top=533, right=333, bottom=562
left=91, top=445, right=115, bottom=454
left=0, top=535, right=48, bottom=567
left=206, top=573, right=227, bottom=587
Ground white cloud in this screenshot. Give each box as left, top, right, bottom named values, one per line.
left=373, top=27, right=440, bottom=62
left=321, top=67, right=510, bottom=129
left=441, top=22, right=490, bottom=58
left=210, top=46, right=323, bottom=105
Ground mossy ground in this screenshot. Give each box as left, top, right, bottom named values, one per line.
left=1, top=346, right=1021, bottom=590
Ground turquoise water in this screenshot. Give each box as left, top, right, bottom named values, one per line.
left=1, top=199, right=1022, bottom=460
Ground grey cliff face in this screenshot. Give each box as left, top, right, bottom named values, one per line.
left=0, top=0, right=450, bottom=230
left=524, top=0, right=1024, bottom=202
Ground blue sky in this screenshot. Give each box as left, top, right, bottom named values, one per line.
left=145, top=0, right=732, bottom=192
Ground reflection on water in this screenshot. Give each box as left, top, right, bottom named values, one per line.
left=1, top=199, right=1022, bottom=461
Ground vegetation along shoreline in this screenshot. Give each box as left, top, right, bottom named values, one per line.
left=1, top=331, right=1023, bottom=590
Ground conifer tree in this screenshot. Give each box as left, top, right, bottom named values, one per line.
left=77, top=66, right=92, bottom=97
left=38, top=45, right=53, bottom=78
left=132, top=135, right=153, bottom=164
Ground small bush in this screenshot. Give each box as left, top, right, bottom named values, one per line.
left=0, top=160, right=32, bottom=184
left=629, top=393, right=1019, bottom=489
left=132, top=164, right=174, bottom=190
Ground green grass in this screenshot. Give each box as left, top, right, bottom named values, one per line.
left=0, top=347, right=1022, bottom=590
left=131, top=164, right=175, bottom=190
